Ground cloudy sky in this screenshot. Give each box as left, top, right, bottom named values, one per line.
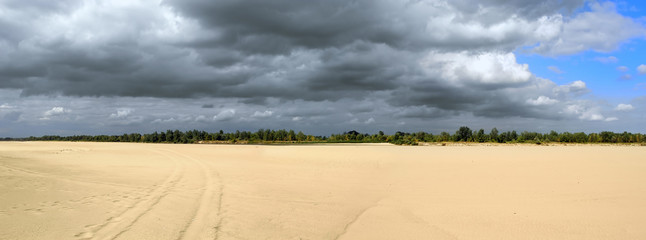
left=1, top=0, right=646, bottom=137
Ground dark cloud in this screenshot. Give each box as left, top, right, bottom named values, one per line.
left=1, top=111, right=22, bottom=122
left=0, top=0, right=589, bottom=101
left=166, top=0, right=399, bottom=51
left=303, top=43, right=406, bottom=92
left=451, top=0, right=584, bottom=19
left=393, top=106, right=456, bottom=119
left=0, top=0, right=643, bottom=137
left=1, top=0, right=81, bottom=13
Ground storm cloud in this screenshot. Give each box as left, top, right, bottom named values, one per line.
left=0, top=0, right=645, bottom=136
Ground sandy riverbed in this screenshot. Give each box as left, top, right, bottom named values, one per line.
left=1, top=142, right=645, bottom=239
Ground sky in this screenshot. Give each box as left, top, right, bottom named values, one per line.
left=1, top=0, right=646, bottom=137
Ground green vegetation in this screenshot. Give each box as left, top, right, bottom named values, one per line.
left=4, top=126, right=646, bottom=145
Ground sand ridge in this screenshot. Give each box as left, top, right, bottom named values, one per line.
left=1, top=142, right=646, bottom=239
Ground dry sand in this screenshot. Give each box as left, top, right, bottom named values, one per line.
left=1, top=142, right=645, bottom=240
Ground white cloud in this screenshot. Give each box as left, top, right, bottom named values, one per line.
left=195, top=115, right=208, bottom=122
left=177, top=115, right=193, bottom=122
left=616, top=66, right=629, bottom=72
left=615, top=104, right=634, bottom=111
left=533, top=2, right=646, bottom=55
left=352, top=117, right=376, bottom=124
left=109, top=108, right=133, bottom=119
left=638, top=64, right=646, bottom=75
left=292, top=116, right=303, bottom=121
left=562, top=104, right=583, bottom=115
left=423, top=10, right=562, bottom=49
left=44, top=107, right=68, bottom=116
left=151, top=116, right=193, bottom=124
left=562, top=104, right=612, bottom=122
left=580, top=112, right=605, bottom=121
left=594, top=56, right=619, bottom=63
left=40, top=107, right=70, bottom=120
left=421, top=51, right=531, bottom=86
left=526, top=96, right=559, bottom=106
left=106, top=108, right=144, bottom=125
left=604, top=117, right=618, bottom=122
left=620, top=74, right=632, bottom=80
left=554, top=80, right=588, bottom=95
left=547, top=66, right=564, bottom=74
left=569, top=80, right=586, bottom=90
left=152, top=117, right=176, bottom=124
left=251, top=110, right=273, bottom=118
left=0, top=103, right=14, bottom=109
left=213, top=109, right=236, bottom=121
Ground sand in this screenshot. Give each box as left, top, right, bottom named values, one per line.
left=1, top=142, right=645, bottom=240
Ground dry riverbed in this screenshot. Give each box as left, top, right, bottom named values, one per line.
left=1, top=142, right=645, bottom=239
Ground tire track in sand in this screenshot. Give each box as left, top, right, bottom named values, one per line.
left=0, top=157, right=147, bottom=189
left=158, top=148, right=224, bottom=240
left=74, top=149, right=185, bottom=240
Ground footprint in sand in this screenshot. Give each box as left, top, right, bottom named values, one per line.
left=74, top=231, right=94, bottom=239
left=24, top=208, right=44, bottom=215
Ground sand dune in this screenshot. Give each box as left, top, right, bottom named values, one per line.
left=1, top=142, right=645, bottom=239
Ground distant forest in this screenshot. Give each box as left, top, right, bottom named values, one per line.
left=3, top=127, right=646, bottom=145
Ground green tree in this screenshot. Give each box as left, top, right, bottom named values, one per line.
left=455, top=126, right=472, bottom=142
left=489, top=128, right=499, bottom=143
left=475, top=129, right=487, bottom=143
left=288, top=130, right=296, bottom=141
left=296, top=131, right=306, bottom=141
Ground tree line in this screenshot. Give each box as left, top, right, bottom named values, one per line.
left=5, top=126, right=646, bottom=145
